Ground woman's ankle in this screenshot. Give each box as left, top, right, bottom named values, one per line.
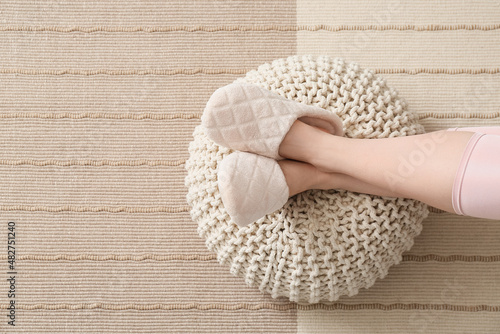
left=278, top=159, right=323, bottom=197
left=278, top=120, right=326, bottom=163
left=307, top=132, right=346, bottom=174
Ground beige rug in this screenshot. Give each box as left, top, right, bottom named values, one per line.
left=1, top=1, right=499, bottom=333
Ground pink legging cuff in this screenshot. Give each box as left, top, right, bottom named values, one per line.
left=447, top=127, right=500, bottom=220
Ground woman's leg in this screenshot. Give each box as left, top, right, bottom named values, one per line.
left=278, top=120, right=477, bottom=214
left=278, top=125, right=500, bottom=219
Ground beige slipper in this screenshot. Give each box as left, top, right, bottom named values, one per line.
left=218, top=151, right=289, bottom=227
left=202, top=82, right=344, bottom=160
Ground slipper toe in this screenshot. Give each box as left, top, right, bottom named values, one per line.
left=217, top=151, right=290, bottom=227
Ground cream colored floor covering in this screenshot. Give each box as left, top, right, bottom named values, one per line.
left=0, top=1, right=499, bottom=333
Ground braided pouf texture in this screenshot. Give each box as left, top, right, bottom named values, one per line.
left=185, top=55, right=429, bottom=304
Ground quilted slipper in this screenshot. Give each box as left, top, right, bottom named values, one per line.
left=217, top=151, right=289, bottom=227
left=201, top=82, right=344, bottom=160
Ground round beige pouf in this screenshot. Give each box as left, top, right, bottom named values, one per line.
left=185, top=55, right=429, bottom=304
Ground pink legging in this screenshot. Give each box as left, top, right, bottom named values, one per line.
left=446, top=126, right=500, bottom=220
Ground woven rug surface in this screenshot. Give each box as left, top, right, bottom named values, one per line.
left=1, top=1, right=499, bottom=333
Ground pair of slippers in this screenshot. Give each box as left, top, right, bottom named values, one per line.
left=201, top=83, right=344, bottom=227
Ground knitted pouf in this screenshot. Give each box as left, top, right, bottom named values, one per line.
left=185, top=55, right=429, bottom=304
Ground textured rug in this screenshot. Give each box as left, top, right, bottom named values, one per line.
left=1, top=1, right=499, bottom=333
